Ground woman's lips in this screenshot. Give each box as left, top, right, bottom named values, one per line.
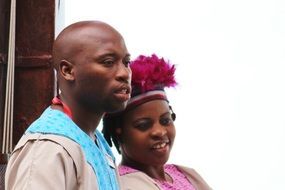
left=151, top=140, right=170, bottom=154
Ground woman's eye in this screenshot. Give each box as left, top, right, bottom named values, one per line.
left=134, top=122, right=151, bottom=131
left=160, top=117, right=173, bottom=126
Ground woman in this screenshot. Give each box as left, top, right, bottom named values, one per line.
left=103, top=54, right=212, bottom=190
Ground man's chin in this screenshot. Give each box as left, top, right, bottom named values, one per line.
left=106, top=102, right=128, bottom=114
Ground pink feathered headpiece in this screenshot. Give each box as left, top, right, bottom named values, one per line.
left=130, top=54, right=177, bottom=95
left=126, top=54, right=177, bottom=111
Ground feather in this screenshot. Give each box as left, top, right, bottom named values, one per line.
left=130, top=54, right=177, bottom=95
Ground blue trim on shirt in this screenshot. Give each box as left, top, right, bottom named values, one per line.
left=26, top=107, right=119, bottom=190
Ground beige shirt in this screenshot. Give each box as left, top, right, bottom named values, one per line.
left=119, top=165, right=212, bottom=190
left=5, top=133, right=99, bottom=190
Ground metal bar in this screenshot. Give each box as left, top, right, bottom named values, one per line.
left=2, top=0, right=16, bottom=154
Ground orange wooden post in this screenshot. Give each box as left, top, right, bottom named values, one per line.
left=0, top=0, right=58, bottom=188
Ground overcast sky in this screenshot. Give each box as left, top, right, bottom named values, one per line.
left=61, top=0, right=285, bottom=189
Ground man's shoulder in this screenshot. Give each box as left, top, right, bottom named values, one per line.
left=5, top=134, right=91, bottom=190
left=13, top=133, right=85, bottom=161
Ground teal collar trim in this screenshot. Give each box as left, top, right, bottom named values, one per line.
left=26, top=107, right=119, bottom=190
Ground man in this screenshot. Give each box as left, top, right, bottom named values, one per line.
left=5, top=21, right=131, bottom=190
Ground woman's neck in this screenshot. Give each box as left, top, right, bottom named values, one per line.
left=121, top=158, right=169, bottom=182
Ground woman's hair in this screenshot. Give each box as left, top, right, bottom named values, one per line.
left=102, top=112, right=123, bottom=153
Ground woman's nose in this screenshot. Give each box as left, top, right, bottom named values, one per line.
left=150, top=124, right=167, bottom=138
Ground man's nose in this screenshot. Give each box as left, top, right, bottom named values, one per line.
left=116, top=62, right=131, bottom=83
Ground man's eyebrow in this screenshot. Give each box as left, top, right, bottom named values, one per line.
left=98, top=52, right=117, bottom=57
left=95, top=53, right=117, bottom=60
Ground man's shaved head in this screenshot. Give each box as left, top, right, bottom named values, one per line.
left=52, top=20, right=125, bottom=71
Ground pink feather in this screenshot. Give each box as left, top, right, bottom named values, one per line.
left=130, top=54, right=177, bottom=94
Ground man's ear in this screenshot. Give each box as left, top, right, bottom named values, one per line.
left=116, top=128, right=123, bottom=143
left=59, top=60, right=75, bottom=81
left=116, top=128, right=122, bottom=135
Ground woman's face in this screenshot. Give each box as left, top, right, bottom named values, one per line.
left=119, top=100, right=176, bottom=168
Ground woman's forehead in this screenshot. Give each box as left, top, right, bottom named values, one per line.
left=124, top=100, right=170, bottom=119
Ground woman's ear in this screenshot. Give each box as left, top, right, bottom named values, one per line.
left=59, top=60, right=75, bottom=81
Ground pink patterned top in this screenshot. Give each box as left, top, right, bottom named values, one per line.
left=119, top=164, right=196, bottom=190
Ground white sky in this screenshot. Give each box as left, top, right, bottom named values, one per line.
left=61, top=0, right=285, bottom=189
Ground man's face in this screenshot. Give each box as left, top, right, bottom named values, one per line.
left=71, top=27, right=132, bottom=113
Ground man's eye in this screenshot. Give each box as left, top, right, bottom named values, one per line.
left=102, top=60, right=114, bottom=66
left=123, top=60, right=130, bottom=67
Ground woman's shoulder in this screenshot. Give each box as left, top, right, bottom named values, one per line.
left=118, top=165, right=159, bottom=190
left=170, top=164, right=213, bottom=190
left=164, top=163, right=199, bottom=177
left=168, top=164, right=197, bottom=174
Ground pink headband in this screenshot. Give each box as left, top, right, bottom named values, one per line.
left=125, top=90, right=168, bottom=112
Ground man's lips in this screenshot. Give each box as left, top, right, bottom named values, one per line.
left=115, top=84, right=131, bottom=94
left=114, top=85, right=131, bottom=102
